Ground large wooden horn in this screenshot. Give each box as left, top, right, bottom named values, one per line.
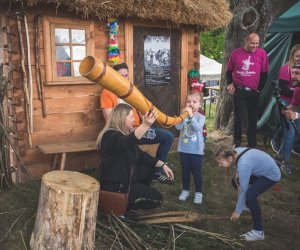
left=79, top=56, right=188, bottom=126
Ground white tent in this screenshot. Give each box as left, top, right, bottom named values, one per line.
left=199, top=54, right=222, bottom=81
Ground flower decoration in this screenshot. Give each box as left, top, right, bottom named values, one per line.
left=107, top=18, right=120, bottom=65
left=188, top=68, right=206, bottom=92
left=188, top=68, right=208, bottom=142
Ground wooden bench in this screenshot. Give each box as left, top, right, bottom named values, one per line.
left=37, top=140, right=97, bottom=170
left=37, top=138, right=178, bottom=171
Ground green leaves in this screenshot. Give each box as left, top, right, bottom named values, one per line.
left=200, top=28, right=225, bottom=63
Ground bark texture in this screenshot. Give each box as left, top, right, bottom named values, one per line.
left=215, top=0, right=298, bottom=134
left=30, top=171, right=100, bottom=250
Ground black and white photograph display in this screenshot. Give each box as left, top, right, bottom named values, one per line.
left=144, top=35, right=171, bottom=85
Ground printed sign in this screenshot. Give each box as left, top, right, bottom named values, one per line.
left=144, top=36, right=171, bottom=85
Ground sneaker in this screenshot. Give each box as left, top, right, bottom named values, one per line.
left=271, top=138, right=281, bottom=154
left=234, top=139, right=241, bottom=148
left=178, top=190, right=190, bottom=201
left=273, top=154, right=283, bottom=166
left=280, top=161, right=293, bottom=175
left=240, top=230, right=265, bottom=242
left=194, top=192, right=203, bottom=204
left=153, top=173, right=174, bottom=185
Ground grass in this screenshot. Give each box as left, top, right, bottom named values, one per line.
left=205, top=102, right=217, bottom=132
left=1, top=138, right=299, bottom=249
left=0, top=102, right=299, bottom=249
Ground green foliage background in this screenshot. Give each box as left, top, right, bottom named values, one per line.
left=200, top=28, right=225, bottom=63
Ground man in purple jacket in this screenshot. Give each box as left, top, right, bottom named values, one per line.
left=227, top=32, right=269, bottom=148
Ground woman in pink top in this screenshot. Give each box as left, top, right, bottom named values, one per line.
left=277, top=44, right=300, bottom=104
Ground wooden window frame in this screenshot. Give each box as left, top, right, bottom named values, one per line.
left=43, top=16, right=95, bottom=85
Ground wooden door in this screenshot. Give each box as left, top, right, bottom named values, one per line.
left=133, top=27, right=181, bottom=117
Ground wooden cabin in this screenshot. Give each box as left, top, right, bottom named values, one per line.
left=0, top=0, right=231, bottom=183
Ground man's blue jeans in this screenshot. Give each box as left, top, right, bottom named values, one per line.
left=139, top=127, right=174, bottom=162
left=279, top=107, right=300, bottom=162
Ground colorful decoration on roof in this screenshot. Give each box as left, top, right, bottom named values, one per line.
left=188, top=68, right=206, bottom=92
left=107, top=18, right=120, bottom=65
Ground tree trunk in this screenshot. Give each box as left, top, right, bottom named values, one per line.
left=30, top=171, right=100, bottom=250
left=215, top=0, right=299, bottom=132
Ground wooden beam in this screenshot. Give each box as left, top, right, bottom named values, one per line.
left=42, top=16, right=52, bottom=82
left=180, top=28, right=188, bottom=109
left=124, top=20, right=134, bottom=82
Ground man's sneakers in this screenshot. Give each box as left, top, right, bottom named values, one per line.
left=178, top=190, right=190, bottom=201
left=153, top=172, right=174, bottom=185
left=240, top=230, right=265, bottom=242
left=273, top=154, right=293, bottom=175
left=280, top=161, right=293, bottom=175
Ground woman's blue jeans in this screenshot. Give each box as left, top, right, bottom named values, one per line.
left=245, top=176, right=277, bottom=231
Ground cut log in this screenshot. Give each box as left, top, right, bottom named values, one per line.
left=30, top=170, right=100, bottom=250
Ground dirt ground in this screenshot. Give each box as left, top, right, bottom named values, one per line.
left=0, top=132, right=299, bottom=249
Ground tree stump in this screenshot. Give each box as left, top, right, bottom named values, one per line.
left=30, top=170, right=100, bottom=250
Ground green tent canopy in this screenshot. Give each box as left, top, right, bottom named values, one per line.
left=257, top=1, right=300, bottom=134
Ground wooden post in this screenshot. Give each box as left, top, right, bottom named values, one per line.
left=30, top=171, right=100, bottom=250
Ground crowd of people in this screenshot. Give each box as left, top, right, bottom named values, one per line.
left=96, top=32, right=299, bottom=242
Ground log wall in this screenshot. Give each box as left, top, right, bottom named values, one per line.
left=0, top=15, right=19, bottom=183
left=6, top=12, right=105, bottom=181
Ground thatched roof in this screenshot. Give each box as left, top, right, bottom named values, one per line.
left=7, top=0, right=232, bottom=30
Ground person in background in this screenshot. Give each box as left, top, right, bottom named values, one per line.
left=100, top=63, right=175, bottom=184
left=214, top=144, right=281, bottom=242
left=227, top=32, right=269, bottom=148
left=175, top=91, right=205, bottom=204
left=97, top=103, right=174, bottom=212
left=271, top=45, right=300, bottom=172
left=277, top=64, right=300, bottom=174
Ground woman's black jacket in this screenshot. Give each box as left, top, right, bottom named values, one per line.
left=99, top=130, right=158, bottom=192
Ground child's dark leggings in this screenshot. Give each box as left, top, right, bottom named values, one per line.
left=180, top=152, right=203, bottom=192
left=245, top=176, right=277, bottom=231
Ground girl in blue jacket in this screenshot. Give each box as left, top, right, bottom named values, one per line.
left=214, top=144, right=281, bottom=242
